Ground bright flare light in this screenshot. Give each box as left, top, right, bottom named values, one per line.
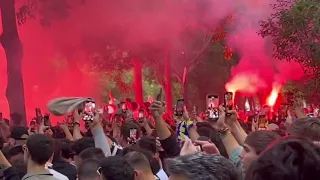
left=266, top=83, right=282, bottom=107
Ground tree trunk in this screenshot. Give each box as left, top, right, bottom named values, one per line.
left=0, top=0, right=27, bottom=126
left=182, top=68, right=189, bottom=108
left=164, top=51, right=173, bottom=117
left=132, top=58, right=143, bottom=106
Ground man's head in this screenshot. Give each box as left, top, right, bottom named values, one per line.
left=166, top=153, right=239, bottom=180
left=241, top=130, right=280, bottom=171
left=53, top=139, right=74, bottom=162
left=288, top=117, right=320, bottom=142
left=124, top=151, right=154, bottom=179
left=10, top=126, right=29, bottom=146
left=78, top=159, right=100, bottom=180
left=246, top=136, right=320, bottom=180
left=24, top=134, right=54, bottom=166
left=79, top=147, right=105, bottom=162
left=120, top=122, right=141, bottom=147
left=72, top=137, right=95, bottom=167
left=99, top=156, right=134, bottom=180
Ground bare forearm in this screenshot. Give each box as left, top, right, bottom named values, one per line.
left=155, top=116, right=171, bottom=140
left=228, top=121, right=247, bottom=145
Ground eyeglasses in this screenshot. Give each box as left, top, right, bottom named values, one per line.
left=97, top=167, right=102, bottom=176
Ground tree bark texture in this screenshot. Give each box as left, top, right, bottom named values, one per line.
left=0, top=0, right=27, bottom=126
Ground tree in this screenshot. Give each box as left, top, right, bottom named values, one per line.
left=0, top=0, right=84, bottom=126
left=259, top=0, right=320, bottom=96
left=0, top=0, right=27, bottom=126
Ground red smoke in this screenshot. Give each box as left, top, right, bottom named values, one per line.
left=0, top=0, right=231, bottom=123
left=0, top=0, right=305, bottom=123
left=224, top=0, right=304, bottom=105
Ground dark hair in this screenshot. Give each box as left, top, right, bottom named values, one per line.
left=53, top=139, right=74, bottom=162
left=26, top=134, right=54, bottom=165
left=7, top=145, right=24, bottom=159
left=288, top=117, right=320, bottom=141
left=78, top=159, right=100, bottom=180
left=246, top=136, right=320, bottom=180
left=79, top=147, right=105, bottom=161
left=138, top=136, right=157, bottom=154
left=122, top=145, right=160, bottom=175
left=10, top=157, right=27, bottom=179
left=51, top=126, right=66, bottom=139
left=245, top=130, right=280, bottom=154
left=72, top=137, right=95, bottom=155
left=166, top=153, right=239, bottom=180
left=100, top=156, right=134, bottom=180
left=124, top=151, right=152, bottom=171
left=10, top=126, right=28, bottom=140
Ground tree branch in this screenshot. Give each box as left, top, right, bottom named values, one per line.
left=187, top=33, right=213, bottom=71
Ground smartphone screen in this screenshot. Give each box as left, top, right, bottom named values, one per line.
left=207, top=95, right=219, bottom=109
left=130, top=129, right=137, bottom=139
left=85, top=102, right=96, bottom=113
left=208, top=108, right=219, bottom=119
left=176, top=99, right=184, bottom=116
left=207, top=95, right=219, bottom=119
left=224, top=92, right=233, bottom=111
left=43, top=114, right=51, bottom=126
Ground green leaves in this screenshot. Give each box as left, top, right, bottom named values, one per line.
left=259, top=0, right=320, bottom=97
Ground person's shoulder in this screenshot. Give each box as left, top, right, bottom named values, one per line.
left=48, top=168, right=69, bottom=180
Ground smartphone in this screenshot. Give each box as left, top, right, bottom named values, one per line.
left=176, top=99, right=184, bottom=117
left=43, top=114, right=51, bottom=126
left=138, top=110, right=144, bottom=119
left=224, top=92, right=233, bottom=111
left=156, top=88, right=163, bottom=101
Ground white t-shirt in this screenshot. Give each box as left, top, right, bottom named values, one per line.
left=48, top=168, right=69, bottom=180
left=156, top=169, right=168, bottom=180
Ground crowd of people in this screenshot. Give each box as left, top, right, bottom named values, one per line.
left=0, top=95, right=319, bottom=180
